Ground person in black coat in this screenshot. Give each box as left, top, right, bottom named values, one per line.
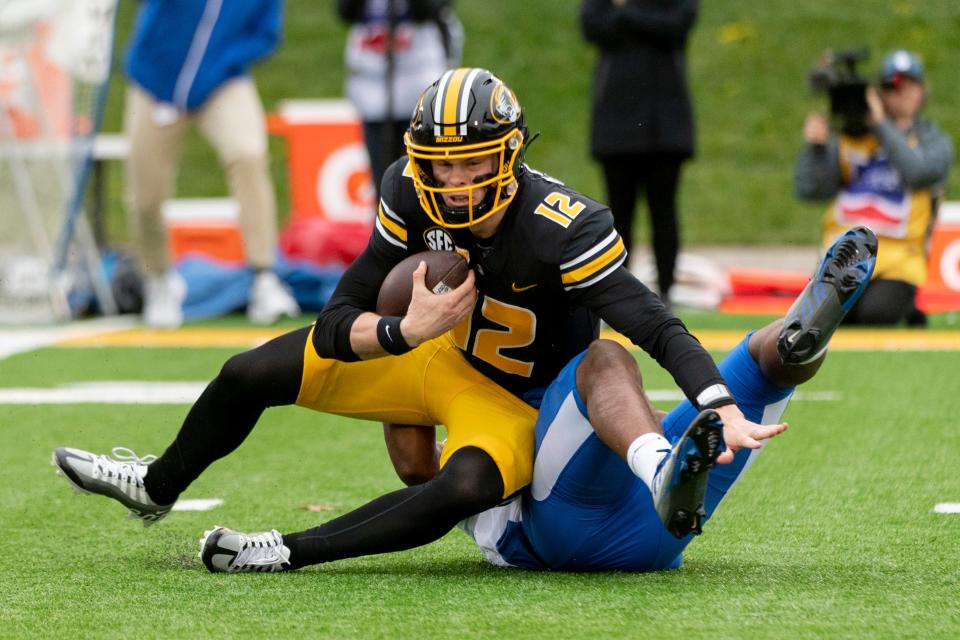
left=581, top=0, right=698, bottom=306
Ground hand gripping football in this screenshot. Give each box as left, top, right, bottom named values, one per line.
left=376, top=250, right=471, bottom=316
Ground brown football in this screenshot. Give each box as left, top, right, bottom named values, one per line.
left=376, top=250, right=471, bottom=316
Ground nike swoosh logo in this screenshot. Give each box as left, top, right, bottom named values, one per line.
left=385, top=325, right=393, bottom=341
left=511, top=282, right=538, bottom=292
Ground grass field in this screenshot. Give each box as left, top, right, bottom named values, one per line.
left=97, top=1, right=960, bottom=246
left=2, top=314, right=959, bottom=638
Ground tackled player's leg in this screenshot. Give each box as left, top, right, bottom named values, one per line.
left=53, top=325, right=310, bottom=525
left=202, top=332, right=536, bottom=572
left=778, top=225, right=877, bottom=365
left=501, top=232, right=877, bottom=571
left=496, top=341, right=719, bottom=570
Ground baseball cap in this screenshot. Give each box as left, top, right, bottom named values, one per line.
left=879, top=49, right=925, bottom=85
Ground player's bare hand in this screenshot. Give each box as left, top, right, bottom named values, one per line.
left=400, top=262, right=476, bottom=346
left=803, top=112, right=830, bottom=145
left=713, top=404, right=788, bottom=464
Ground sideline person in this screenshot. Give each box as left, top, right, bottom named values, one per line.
left=795, top=49, right=953, bottom=325
left=125, top=0, right=300, bottom=328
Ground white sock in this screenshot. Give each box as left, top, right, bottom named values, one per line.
left=626, top=432, right=672, bottom=492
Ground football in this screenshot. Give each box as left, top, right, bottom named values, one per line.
left=376, top=250, right=471, bottom=316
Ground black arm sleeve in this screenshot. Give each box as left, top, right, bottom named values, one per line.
left=573, top=267, right=729, bottom=408
left=312, top=244, right=397, bottom=361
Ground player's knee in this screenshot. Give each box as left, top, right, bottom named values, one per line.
left=577, top=339, right=642, bottom=397
left=216, top=351, right=262, bottom=396
left=432, top=447, right=504, bottom=512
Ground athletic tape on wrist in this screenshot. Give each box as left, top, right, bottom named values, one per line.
left=697, top=383, right=735, bottom=409
left=377, top=316, right=413, bottom=355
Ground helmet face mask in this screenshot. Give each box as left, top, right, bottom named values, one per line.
left=406, top=68, right=526, bottom=229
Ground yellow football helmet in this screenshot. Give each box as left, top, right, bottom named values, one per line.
left=405, top=68, right=527, bottom=228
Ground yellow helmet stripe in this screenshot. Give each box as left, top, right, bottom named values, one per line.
left=442, top=68, right=470, bottom=136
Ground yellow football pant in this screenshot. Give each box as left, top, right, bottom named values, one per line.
left=297, top=329, right=537, bottom=498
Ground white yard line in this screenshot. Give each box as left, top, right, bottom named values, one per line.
left=932, top=503, right=960, bottom=514
left=0, top=381, right=840, bottom=405
left=0, top=381, right=207, bottom=404
left=0, top=317, right=137, bottom=361
left=172, top=498, right=224, bottom=512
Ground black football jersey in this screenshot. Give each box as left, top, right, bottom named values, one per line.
left=317, top=158, right=726, bottom=405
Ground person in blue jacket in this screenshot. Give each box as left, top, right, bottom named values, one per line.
left=124, top=0, right=299, bottom=328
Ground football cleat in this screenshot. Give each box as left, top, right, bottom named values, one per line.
left=199, top=526, right=291, bottom=573
left=778, top=226, right=878, bottom=365
left=652, top=409, right=726, bottom=538
left=52, top=447, right=173, bottom=526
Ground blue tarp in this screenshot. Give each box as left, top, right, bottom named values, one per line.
left=79, top=251, right=345, bottom=319
left=179, top=254, right=345, bottom=320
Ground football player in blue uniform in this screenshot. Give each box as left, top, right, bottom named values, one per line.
left=464, top=228, right=877, bottom=570
left=408, top=226, right=878, bottom=570
left=53, top=68, right=870, bottom=574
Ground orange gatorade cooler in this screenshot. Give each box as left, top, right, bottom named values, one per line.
left=163, top=198, right=246, bottom=264
left=268, top=99, right=376, bottom=222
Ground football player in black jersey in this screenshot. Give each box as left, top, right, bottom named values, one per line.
left=54, top=68, right=830, bottom=573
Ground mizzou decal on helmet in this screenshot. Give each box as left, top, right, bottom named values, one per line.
left=491, top=84, right=521, bottom=125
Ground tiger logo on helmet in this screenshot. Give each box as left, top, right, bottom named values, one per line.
left=405, top=68, right=528, bottom=228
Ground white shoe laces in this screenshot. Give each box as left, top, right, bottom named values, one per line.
left=233, top=530, right=290, bottom=570
left=92, top=447, right=157, bottom=488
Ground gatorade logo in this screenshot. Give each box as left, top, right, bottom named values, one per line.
left=941, top=239, right=960, bottom=291
left=318, top=142, right=375, bottom=221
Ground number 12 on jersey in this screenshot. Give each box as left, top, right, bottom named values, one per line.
left=452, top=296, right=537, bottom=377
left=534, top=192, right=586, bottom=228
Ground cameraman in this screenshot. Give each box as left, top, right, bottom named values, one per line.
left=795, top=50, right=954, bottom=325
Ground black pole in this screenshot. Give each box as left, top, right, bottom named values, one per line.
left=381, top=0, right=398, bottom=185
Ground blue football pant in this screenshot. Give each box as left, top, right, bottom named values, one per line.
left=521, top=334, right=795, bottom=571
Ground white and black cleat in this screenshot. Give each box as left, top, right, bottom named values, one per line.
left=52, top=447, right=173, bottom=527
left=199, top=526, right=292, bottom=573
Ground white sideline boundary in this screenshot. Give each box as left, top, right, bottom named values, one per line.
left=172, top=498, right=224, bottom=512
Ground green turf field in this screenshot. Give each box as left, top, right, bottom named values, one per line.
left=2, top=316, right=958, bottom=638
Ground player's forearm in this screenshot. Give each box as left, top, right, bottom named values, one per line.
left=348, top=312, right=425, bottom=359
left=314, top=244, right=401, bottom=361
left=349, top=313, right=394, bottom=359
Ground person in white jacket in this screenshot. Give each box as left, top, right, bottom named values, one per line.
left=338, top=0, right=463, bottom=195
